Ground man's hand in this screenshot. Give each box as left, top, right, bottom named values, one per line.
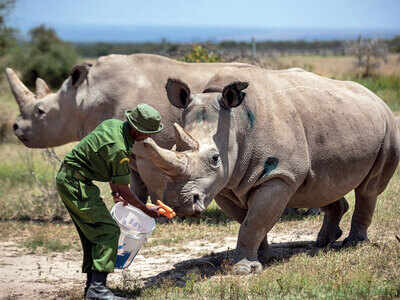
left=110, top=182, right=162, bottom=218
left=113, top=195, right=128, bottom=206
left=144, top=205, right=160, bottom=218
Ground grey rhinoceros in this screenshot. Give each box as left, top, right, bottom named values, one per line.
left=132, top=66, right=400, bottom=274
left=5, top=54, right=249, bottom=201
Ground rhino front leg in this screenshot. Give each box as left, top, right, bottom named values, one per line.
left=316, top=197, right=349, bottom=247
left=233, top=179, right=292, bottom=275
left=215, top=194, right=270, bottom=264
left=215, top=193, right=247, bottom=224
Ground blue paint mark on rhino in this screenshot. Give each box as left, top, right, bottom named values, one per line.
left=260, top=157, right=279, bottom=178
left=247, top=109, right=255, bottom=129
left=196, top=107, right=207, bottom=123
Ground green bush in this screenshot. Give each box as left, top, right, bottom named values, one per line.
left=16, top=25, right=78, bottom=89
left=351, top=75, right=400, bottom=111
left=21, top=43, right=78, bottom=88
left=182, top=45, right=222, bottom=63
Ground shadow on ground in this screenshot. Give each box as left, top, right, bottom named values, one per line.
left=115, top=239, right=343, bottom=299
left=165, top=207, right=321, bottom=226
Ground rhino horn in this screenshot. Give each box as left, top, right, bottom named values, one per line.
left=173, top=123, right=199, bottom=152
left=35, top=78, right=50, bottom=99
left=132, top=137, right=188, bottom=177
left=5, top=68, right=35, bottom=110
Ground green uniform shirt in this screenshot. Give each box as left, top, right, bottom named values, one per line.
left=63, top=119, right=134, bottom=185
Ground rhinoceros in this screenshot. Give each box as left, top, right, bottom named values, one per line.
left=5, top=54, right=250, bottom=201
left=132, top=66, right=400, bottom=274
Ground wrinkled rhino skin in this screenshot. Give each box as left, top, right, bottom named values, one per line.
left=5, top=54, right=250, bottom=201
left=133, top=66, right=400, bottom=274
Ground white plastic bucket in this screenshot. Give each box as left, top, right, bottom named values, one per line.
left=111, top=202, right=155, bottom=269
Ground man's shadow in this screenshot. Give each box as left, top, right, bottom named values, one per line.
left=114, top=239, right=344, bottom=298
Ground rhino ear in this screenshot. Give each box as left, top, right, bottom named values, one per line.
left=220, top=81, right=249, bottom=109
left=166, top=78, right=191, bottom=109
left=70, top=63, right=92, bottom=88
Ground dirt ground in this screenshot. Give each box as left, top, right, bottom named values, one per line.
left=0, top=227, right=318, bottom=299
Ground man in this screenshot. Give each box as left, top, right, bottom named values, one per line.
left=56, top=104, right=163, bottom=300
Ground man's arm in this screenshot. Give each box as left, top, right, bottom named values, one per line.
left=109, top=182, right=159, bottom=218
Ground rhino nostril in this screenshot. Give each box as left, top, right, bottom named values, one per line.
left=193, top=194, right=199, bottom=204
left=13, top=123, right=18, bottom=131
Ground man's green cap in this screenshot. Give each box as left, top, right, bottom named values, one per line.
left=125, top=104, right=163, bottom=134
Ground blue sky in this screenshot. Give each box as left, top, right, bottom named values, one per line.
left=9, top=0, right=400, bottom=30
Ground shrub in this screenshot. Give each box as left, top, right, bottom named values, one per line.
left=182, top=45, right=222, bottom=63
left=0, top=113, right=12, bottom=143
left=18, top=25, right=78, bottom=89
left=351, top=75, right=400, bottom=111
left=346, top=36, right=388, bottom=77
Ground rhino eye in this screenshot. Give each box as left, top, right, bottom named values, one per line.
left=210, top=153, right=220, bottom=167
left=35, top=107, right=46, bottom=118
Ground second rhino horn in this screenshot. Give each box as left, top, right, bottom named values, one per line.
left=35, top=78, right=50, bottom=99
left=132, top=137, right=188, bottom=177
left=174, top=123, right=199, bottom=152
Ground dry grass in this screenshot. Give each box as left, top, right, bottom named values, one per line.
left=269, top=53, right=400, bottom=77
left=0, top=86, right=18, bottom=144
left=1, top=166, right=399, bottom=298
left=0, top=142, right=73, bottom=221
left=113, top=169, right=400, bottom=299
left=1, top=53, right=400, bottom=299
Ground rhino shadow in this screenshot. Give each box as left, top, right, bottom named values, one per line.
left=116, top=240, right=345, bottom=298
left=167, top=206, right=321, bottom=226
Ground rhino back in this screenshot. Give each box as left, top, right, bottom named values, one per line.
left=82, top=54, right=249, bottom=148
left=207, top=67, right=398, bottom=208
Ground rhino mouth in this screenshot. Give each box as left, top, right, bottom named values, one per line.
left=14, top=131, right=29, bottom=144
left=16, top=134, right=28, bottom=143
left=172, top=202, right=205, bottom=218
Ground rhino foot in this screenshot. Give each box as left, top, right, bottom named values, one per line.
left=232, top=258, right=262, bottom=275
left=342, top=233, right=370, bottom=247
left=316, top=227, right=343, bottom=248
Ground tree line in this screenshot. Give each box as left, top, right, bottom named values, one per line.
left=1, top=0, right=399, bottom=89
left=74, top=38, right=400, bottom=59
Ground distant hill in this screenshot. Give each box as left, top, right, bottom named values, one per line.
left=16, top=24, right=400, bottom=43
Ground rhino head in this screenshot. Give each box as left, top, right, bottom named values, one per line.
left=5, top=64, right=91, bottom=148
left=133, top=78, right=249, bottom=216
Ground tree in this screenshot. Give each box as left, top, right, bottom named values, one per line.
left=388, top=35, right=400, bottom=53
left=29, top=25, right=60, bottom=52
left=346, top=35, right=388, bottom=77
left=20, top=25, right=78, bottom=88
left=182, top=45, right=222, bottom=63
left=0, top=0, right=17, bottom=56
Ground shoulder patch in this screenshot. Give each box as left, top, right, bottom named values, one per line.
left=120, top=157, right=130, bottom=164
left=260, top=157, right=279, bottom=178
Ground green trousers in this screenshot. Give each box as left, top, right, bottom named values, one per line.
left=56, top=165, right=120, bottom=273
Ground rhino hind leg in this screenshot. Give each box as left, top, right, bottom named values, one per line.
left=343, top=130, right=400, bottom=247
left=316, top=197, right=349, bottom=247
left=343, top=192, right=376, bottom=246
